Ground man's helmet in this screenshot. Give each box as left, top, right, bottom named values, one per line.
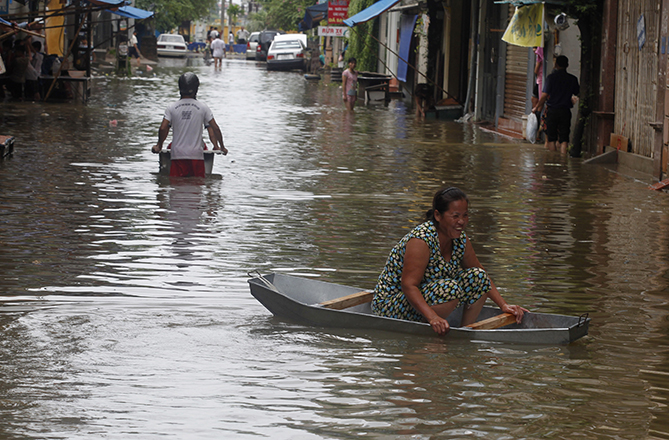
left=178, top=72, right=199, bottom=97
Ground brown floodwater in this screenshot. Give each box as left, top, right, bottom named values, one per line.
left=1, top=56, right=669, bottom=439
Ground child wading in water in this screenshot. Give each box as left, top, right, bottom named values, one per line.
left=342, top=57, right=358, bottom=111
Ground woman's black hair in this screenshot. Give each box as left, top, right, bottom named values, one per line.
left=347, top=57, right=356, bottom=65
left=425, top=187, right=468, bottom=223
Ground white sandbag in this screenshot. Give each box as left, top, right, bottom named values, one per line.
left=526, top=112, right=538, bottom=144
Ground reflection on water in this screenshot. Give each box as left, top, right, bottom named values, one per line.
left=1, top=58, right=669, bottom=438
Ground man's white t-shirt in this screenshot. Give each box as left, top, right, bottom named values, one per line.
left=130, top=34, right=138, bottom=46
left=211, top=38, right=225, bottom=58
left=164, top=98, right=213, bottom=160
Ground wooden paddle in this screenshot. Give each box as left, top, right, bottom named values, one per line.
left=465, top=313, right=516, bottom=330
left=319, top=290, right=373, bottom=310
left=319, top=291, right=518, bottom=330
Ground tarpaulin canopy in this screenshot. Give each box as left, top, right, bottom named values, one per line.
left=343, top=0, right=400, bottom=27
left=0, top=17, right=11, bottom=26
left=111, top=5, right=154, bottom=19
left=86, top=0, right=128, bottom=7
left=494, top=0, right=563, bottom=4
left=298, top=2, right=328, bottom=32
left=396, top=14, right=416, bottom=82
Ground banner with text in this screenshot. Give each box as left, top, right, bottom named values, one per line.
left=502, top=3, right=544, bottom=47
left=328, top=0, right=349, bottom=25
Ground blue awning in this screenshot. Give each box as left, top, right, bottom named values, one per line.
left=343, top=0, right=401, bottom=27
left=396, top=14, right=416, bottom=82
left=111, top=5, right=154, bottom=19
left=0, top=17, right=11, bottom=26
left=298, top=2, right=328, bottom=32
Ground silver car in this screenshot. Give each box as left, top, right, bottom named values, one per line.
left=246, top=32, right=260, bottom=60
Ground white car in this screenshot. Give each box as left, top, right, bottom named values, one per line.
left=156, top=34, right=188, bottom=57
left=246, top=32, right=260, bottom=60
left=266, top=34, right=308, bottom=71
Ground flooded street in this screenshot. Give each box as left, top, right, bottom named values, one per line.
left=2, top=57, right=669, bottom=439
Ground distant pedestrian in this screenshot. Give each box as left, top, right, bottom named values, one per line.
left=129, top=30, right=141, bottom=67
left=236, top=27, right=249, bottom=44
left=25, top=40, right=43, bottom=101
left=533, top=55, right=579, bottom=154
left=151, top=73, right=227, bottom=178
left=210, top=34, right=225, bottom=70
left=228, top=31, right=234, bottom=54
left=531, top=46, right=543, bottom=112
left=7, top=42, right=30, bottom=100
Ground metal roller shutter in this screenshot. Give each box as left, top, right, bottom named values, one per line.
left=503, top=44, right=530, bottom=119
left=503, top=7, right=529, bottom=120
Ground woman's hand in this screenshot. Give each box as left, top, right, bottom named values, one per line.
left=501, top=304, right=529, bottom=324
left=428, top=316, right=450, bottom=336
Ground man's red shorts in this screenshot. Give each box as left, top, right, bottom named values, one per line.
left=169, top=159, right=205, bottom=177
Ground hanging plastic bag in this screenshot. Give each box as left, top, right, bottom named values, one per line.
left=526, top=112, right=538, bottom=144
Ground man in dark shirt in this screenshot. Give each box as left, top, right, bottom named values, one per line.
left=533, top=55, right=580, bottom=154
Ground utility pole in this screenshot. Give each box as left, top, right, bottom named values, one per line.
left=220, top=0, right=226, bottom=32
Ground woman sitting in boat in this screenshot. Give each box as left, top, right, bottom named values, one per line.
left=372, top=187, right=527, bottom=335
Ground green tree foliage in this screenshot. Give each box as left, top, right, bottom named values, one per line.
left=228, top=4, right=242, bottom=25
left=247, top=10, right=269, bottom=32
left=254, top=0, right=315, bottom=31
left=137, top=0, right=217, bottom=33
left=345, top=0, right=377, bottom=71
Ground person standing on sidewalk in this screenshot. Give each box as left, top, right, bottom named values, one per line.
left=129, top=30, right=142, bottom=68
left=151, top=73, right=228, bottom=178
left=227, top=31, right=235, bottom=56
left=533, top=55, right=580, bottom=154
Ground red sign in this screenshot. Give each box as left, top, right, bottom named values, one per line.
left=328, top=0, right=349, bottom=26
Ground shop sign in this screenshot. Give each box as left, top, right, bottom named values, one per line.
left=328, top=0, right=349, bottom=26
left=318, top=26, right=349, bottom=37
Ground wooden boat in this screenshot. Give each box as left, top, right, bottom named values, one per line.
left=248, top=272, right=590, bottom=345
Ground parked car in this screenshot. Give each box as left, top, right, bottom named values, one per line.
left=246, top=32, right=260, bottom=60
left=156, top=34, right=188, bottom=57
left=266, top=35, right=308, bottom=71
left=255, top=30, right=283, bottom=61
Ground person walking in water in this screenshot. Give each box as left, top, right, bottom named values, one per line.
left=342, top=57, right=358, bottom=111
left=152, top=73, right=228, bottom=178
left=533, top=55, right=580, bottom=155
left=210, top=34, right=225, bottom=70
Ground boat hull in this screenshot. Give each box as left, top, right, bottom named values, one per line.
left=248, top=273, right=590, bottom=345
left=159, top=150, right=216, bottom=175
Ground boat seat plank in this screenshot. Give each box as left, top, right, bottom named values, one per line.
left=319, top=290, right=373, bottom=310
left=466, top=313, right=516, bottom=330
